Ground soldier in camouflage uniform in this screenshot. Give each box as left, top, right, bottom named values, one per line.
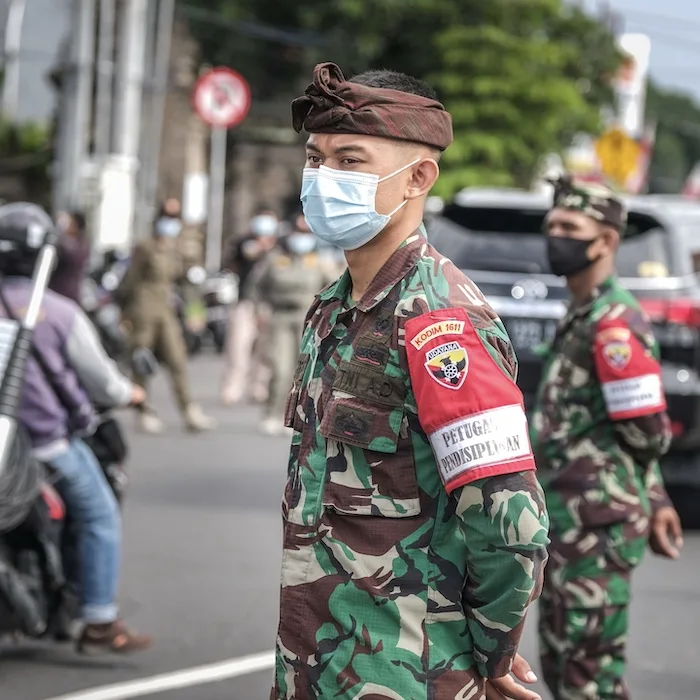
left=270, top=62, right=550, bottom=700
left=531, top=175, right=684, bottom=700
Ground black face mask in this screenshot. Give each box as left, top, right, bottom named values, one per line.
left=546, top=236, right=600, bottom=278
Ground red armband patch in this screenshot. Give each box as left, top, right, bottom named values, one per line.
left=593, top=321, right=666, bottom=420
left=405, top=308, right=535, bottom=493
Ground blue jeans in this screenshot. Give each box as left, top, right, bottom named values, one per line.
left=48, top=438, right=121, bottom=623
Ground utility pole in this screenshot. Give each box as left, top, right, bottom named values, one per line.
left=1, top=0, right=26, bottom=120
left=94, top=0, right=116, bottom=157
left=137, top=0, right=176, bottom=240
left=53, top=0, right=96, bottom=212
left=113, top=0, right=149, bottom=243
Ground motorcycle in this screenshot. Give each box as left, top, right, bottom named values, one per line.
left=175, top=266, right=238, bottom=355
left=81, top=250, right=131, bottom=362
left=0, top=409, right=130, bottom=642
left=202, top=269, right=238, bottom=354
left=0, top=226, right=148, bottom=643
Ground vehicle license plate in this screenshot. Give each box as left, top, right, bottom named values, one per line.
left=508, top=319, right=556, bottom=349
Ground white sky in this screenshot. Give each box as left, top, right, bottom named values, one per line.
left=582, top=0, right=700, bottom=99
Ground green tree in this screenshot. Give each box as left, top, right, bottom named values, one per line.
left=431, top=0, right=620, bottom=197
left=182, top=0, right=620, bottom=195
left=645, top=83, right=700, bottom=194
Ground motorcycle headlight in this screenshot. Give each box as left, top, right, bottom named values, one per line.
left=216, top=283, right=237, bottom=304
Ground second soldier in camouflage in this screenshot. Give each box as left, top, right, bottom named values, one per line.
left=531, top=176, right=684, bottom=700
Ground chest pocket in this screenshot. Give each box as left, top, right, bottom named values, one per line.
left=318, top=340, right=420, bottom=519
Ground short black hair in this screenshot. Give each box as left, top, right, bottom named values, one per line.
left=349, top=69, right=439, bottom=101
left=255, top=204, right=277, bottom=217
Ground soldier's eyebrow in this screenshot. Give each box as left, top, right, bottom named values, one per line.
left=332, top=145, right=370, bottom=157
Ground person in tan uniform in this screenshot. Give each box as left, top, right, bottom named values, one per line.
left=219, top=207, right=279, bottom=405
left=117, top=198, right=217, bottom=433
left=252, top=212, right=337, bottom=434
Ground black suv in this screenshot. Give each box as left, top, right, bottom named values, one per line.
left=427, top=188, right=700, bottom=525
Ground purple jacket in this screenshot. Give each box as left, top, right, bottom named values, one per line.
left=0, top=278, right=132, bottom=453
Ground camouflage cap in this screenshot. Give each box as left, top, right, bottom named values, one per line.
left=548, top=173, right=628, bottom=232
left=291, top=62, right=453, bottom=151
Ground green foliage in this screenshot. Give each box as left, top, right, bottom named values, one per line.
left=182, top=0, right=620, bottom=195
left=0, top=119, right=52, bottom=199
left=0, top=119, right=49, bottom=156
left=430, top=0, right=620, bottom=196
left=645, top=83, right=700, bottom=194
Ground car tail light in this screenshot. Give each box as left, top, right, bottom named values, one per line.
left=639, top=299, right=700, bottom=328
left=670, top=421, right=685, bottom=437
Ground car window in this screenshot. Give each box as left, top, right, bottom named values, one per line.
left=433, top=205, right=672, bottom=278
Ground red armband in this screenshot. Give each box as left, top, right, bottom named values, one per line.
left=593, top=321, right=666, bottom=420
left=405, top=308, right=535, bottom=494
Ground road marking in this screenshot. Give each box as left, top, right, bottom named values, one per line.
left=44, top=650, right=275, bottom=700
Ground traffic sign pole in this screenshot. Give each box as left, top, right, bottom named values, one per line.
left=206, top=125, right=227, bottom=272
left=192, top=67, right=251, bottom=272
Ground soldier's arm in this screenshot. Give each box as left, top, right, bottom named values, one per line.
left=593, top=310, right=673, bottom=495
left=645, top=460, right=674, bottom=512
left=405, top=308, right=549, bottom=680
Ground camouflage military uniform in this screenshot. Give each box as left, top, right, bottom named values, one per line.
left=531, top=275, right=672, bottom=700
left=271, top=231, right=550, bottom=700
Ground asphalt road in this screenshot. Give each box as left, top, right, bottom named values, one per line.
left=1, top=356, right=699, bottom=700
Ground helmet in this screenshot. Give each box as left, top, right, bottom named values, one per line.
left=0, top=202, right=56, bottom=275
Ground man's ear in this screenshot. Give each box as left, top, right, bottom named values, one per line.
left=602, top=225, right=621, bottom=253
left=405, top=159, right=440, bottom=200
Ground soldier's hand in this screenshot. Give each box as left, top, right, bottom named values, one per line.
left=486, top=653, right=542, bottom=700
left=650, top=506, right=683, bottom=560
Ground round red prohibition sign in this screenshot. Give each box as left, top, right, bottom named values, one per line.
left=193, top=67, right=252, bottom=129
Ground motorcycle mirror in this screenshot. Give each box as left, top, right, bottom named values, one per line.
left=101, top=271, right=120, bottom=291
left=187, top=265, right=207, bottom=285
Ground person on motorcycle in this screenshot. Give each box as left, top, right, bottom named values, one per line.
left=116, top=198, right=217, bottom=434
left=0, top=202, right=153, bottom=654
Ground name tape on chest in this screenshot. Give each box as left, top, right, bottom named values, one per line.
left=410, top=319, right=465, bottom=350
left=429, top=404, right=532, bottom=484
left=602, top=374, right=664, bottom=418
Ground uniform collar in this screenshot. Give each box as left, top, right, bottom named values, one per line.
left=318, top=226, right=427, bottom=312
left=569, top=274, right=617, bottom=317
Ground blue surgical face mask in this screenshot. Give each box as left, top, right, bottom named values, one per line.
left=250, top=214, right=278, bottom=237
left=286, top=233, right=316, bottom=256
left=300, top=159, right=420, bottom=251
left=156, top=217, right=182, bottom=238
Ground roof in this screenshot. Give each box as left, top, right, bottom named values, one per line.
left=451, top=187, right=700, bottom=225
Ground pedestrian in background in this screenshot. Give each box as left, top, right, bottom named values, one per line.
left=49, top=210, right=91, bottom=304
left=251, top=212, right=336, bottom=435
left=116, top=198, right=217, bottom=434
left=531, top=175, right=683, bottom=700
left=219, top=207, right=279, bottom=405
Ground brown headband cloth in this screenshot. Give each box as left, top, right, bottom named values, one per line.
left=291, top=62, right=453, bottom=152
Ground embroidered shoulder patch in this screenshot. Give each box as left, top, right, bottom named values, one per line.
left=424, top=341, right=469, bottom=390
